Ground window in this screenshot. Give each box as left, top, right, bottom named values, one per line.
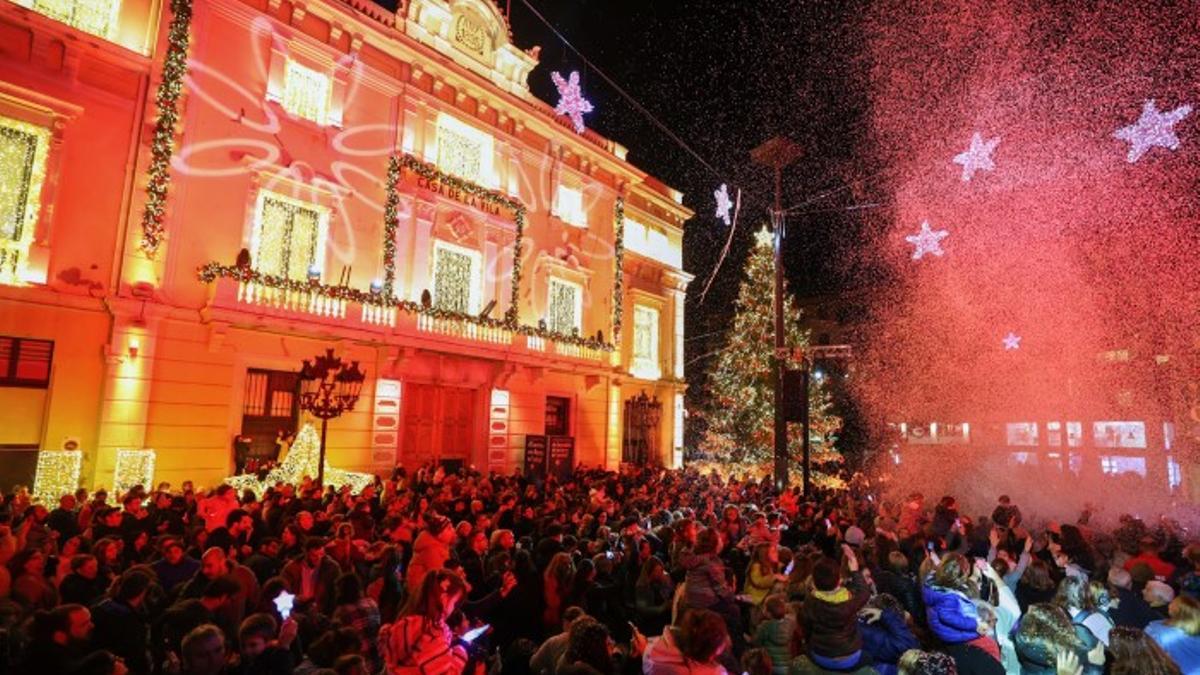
left=624, top=218, right=681, bottom=267
left=251, top=191, right=327, bottom=282
left=1168, top=457, right=1182, bottom=490
left=555, top=185, right=587, bottom=228
left=0, top=336, right=53, bottom=388
left=435, top=114, right=495, bottom=187
left=1100, top=456, right=1146, bottom=477
left=547, top=277, right=581, bottom=335
left=281, top=60, right=331, bottom=125
left=432, top=241, right=481, bottom=314
left=545, top=396, right=570, bottom=436
left=1005, top=422, right=1038, bottom=447
left=15, top=0, right=121, bottom=40
left=0, top=116, right=51, bottom=286
left=631, top=304, right=661, bottom=379
left=239, top=369, right=299, bottom=469
left=1093, top=421, right=1146, bottom=449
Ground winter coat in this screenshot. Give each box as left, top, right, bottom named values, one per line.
left=379, top=615, right=467, bottom=675
left=406, top=530, right=452, bottom=593
left=858, top=608, right=918, bottom=667
left=872, top=569, right=922, bottom=621
left=1146, top=620, right=1200, bottom=674
left=799, top=577, right=870, bottom=660
left=91, top=598, right=153, bottom=674
left=681, top=552, right=733, bottom=610
left=642, top=627, right=728, bottom=675
left=753, top=616, right=796, bottom=675
left=922, top=584, right=980, bottom=644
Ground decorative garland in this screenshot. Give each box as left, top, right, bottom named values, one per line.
left=198, top=154, right=615, bottom=352
left=138, top=0, right=193, bottom=258
left=381, top=156, right=401, bottom=296
left=612, top=197, right=625, bottom=343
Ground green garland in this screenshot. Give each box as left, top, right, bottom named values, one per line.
left=138, top=0, right=193, bottom=258
left=382, top=156, right=400, bottom=296
left=612, top=197, right=625, bottom=343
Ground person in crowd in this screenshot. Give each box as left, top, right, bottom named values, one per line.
left=1105, top=625, right=1182, bottom=675
left=227, top=612, right=297, bottom=675
left=91, top=569, right=154, bottom=674
left=751, top=594, right=796, bottom=675
left=530, top=606, right=588, bottom=675
left=15, top=603, right=96, bottom=674
left=379, top=569, right=468, bottom=674
left=799, top=545, right=871, bottom=671
left=1107, top=566, right=1160, bottom=629
left=60, top=554, right=109, bottom=606
left=643, top=608, right=731, bottom=675
left=897, top=650, right=958, bottom=675
left=634, top=556, right=674, bottom=637
left=1145, top=595, right=1200, bottom=672
left=282, top=537, right=342, bottom=616
left=1125, top=536, right=1176, bottom=580
left=858, top=593, right=918, bottom=675
left=151, top=536, right=201, bottom=595
left=180, top=624, right=228, bottom=675
left=1013, top=603, right=1103, bottom=675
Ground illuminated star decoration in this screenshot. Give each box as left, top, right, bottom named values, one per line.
left=1113, top=99, right=1192, bottom=163
left=1002, top=332, right=1021, bottom=350
left=714, top=183, right=733, bottom=225
left=551, top=71, right=593, bottom=134
left=953, top=132, right=1000, bottom=181
left=904, top=221, right=949, bottom=260
left=273, top=590, right=295, bottom=619
left=754, top=226, right=774, bottom=248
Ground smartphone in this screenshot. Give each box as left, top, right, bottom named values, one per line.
left=605, top=551, right=614, bottom=559
left=926, top=541, right=935, bottom=552
left=461, top=624, right=491, bottom=643
left=784, top=560, right=795, bottom=575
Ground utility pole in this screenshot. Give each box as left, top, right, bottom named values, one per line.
left=751, top=137, right=802, bottom=493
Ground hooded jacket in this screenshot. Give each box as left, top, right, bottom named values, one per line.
left=922, top=583, right=980, bottom=644
left=799, top=574, right=870, bottom=659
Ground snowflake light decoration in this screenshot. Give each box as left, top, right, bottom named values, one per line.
left=1002, top=332, right=1021, bottom=350
left=1113, top=99, right=1192, bottom=163
left=273, top=590, right=295, bottom=620
left=905, top=221, right=949, bottom=260
left=953, top=132, right=1000, bottom=182
left=714, top=183, right=733, bottom=225
left=551, top=71, right=593, bottom=133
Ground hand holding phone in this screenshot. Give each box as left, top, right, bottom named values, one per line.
left=460, top=624, right=491, bottom=643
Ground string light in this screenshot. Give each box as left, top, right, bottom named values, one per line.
left=139, top=0, right=193, bottom=257
left=612, top=197, right=625, bottom=342
left=114, top=449, right=156, bottom=496
left=550, top=71, right=593, bottom=133
left=33, top=450, right=82, bottom=503
left=0, top=115, right=51, bottom=286
left=433, top=246, right=473, bottom=313
left=281, top=60, right=331, bottom=125
left=23, top=0, right=120, bottom=40
left=436, top=123, right=483, bottom=183
left=382, top=156, right=401, bottom=297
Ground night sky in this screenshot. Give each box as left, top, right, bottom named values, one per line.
left=505, top=0, right=890, bottom=396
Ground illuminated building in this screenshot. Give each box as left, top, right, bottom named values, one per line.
left=0, top=0, right=692, bottom=491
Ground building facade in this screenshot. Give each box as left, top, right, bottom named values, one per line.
left=0, top=0, right=692, bottom=492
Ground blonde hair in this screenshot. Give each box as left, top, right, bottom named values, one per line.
left=1168, top=595, right=1200, bottom=636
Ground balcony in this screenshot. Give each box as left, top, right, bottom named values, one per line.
left=205, top=275, right=608, bottom=364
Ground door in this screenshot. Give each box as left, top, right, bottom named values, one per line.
left=401, top=383, right=477, bottom=467
left=240, top=369, right=300, bottom=469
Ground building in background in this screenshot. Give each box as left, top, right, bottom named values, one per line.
left=0, top=0, right=692, bottom=491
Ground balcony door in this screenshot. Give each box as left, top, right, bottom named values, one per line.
left=401, top=383, right=477, bottom=468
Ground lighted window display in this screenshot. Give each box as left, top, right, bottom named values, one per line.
left=281, top=60, right=331, bottom=124
left=547, top=277, right=582, bottom=335
left=1100, top=455, right=1147, bottom=477
left=0, top=116, right=51, bottom=286
left=1005, top=422, right=1038, bottom=446
left=15, top=0, right=121, bottom=40
left=555, top=185, right=587, bottom=228
left=432, top=241, right=481, bottom=313
left=1092, top=421, right=1146, bottom=448
left=435, top=114, right=495, bottom=187
left=630, top=304, right=660, bottom=379
left=251, top=191, right=326, bottom=282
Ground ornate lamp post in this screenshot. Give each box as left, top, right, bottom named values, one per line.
left=298, top=348, right=366, bottom=487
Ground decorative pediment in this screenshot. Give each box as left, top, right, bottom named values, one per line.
left=404, top=0, right=538, bottom=97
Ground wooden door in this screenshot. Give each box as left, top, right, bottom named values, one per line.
left=402, top=382, right=439, bottom=466
left=400, top=384, right=477, bottom=465
left=439, top=386, right=476, bottom=461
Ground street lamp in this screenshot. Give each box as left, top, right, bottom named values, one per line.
left=751, top=136, right=803, bottom=495
left=298, top=348, right=366, bottom=488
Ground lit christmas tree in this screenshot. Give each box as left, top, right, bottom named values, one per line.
left=699, top=227, right=842, bottom=485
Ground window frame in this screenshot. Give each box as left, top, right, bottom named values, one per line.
left=431, top=239, right=483, bottom=314
left=546, top=276, right=583, bottom=335
left=280, top=59, right=333, bottom=126
left=630, top=303, right=662, bottom=380
left=434, top=113, right=497, bottom=188
left=0, top=114, right=53, bottom=286
left=554, top=184, right=587, bottom=228
left=14, top=0, right=122, bottom=41
left=249, top=189, right=330, bottom=283
left=0, top=336, right=54, bottom=389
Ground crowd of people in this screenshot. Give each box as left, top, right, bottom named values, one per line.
left=0, top=464, right=1197, bottom=675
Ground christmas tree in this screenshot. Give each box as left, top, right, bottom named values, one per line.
left=699, top=227, right=842, bottom=484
